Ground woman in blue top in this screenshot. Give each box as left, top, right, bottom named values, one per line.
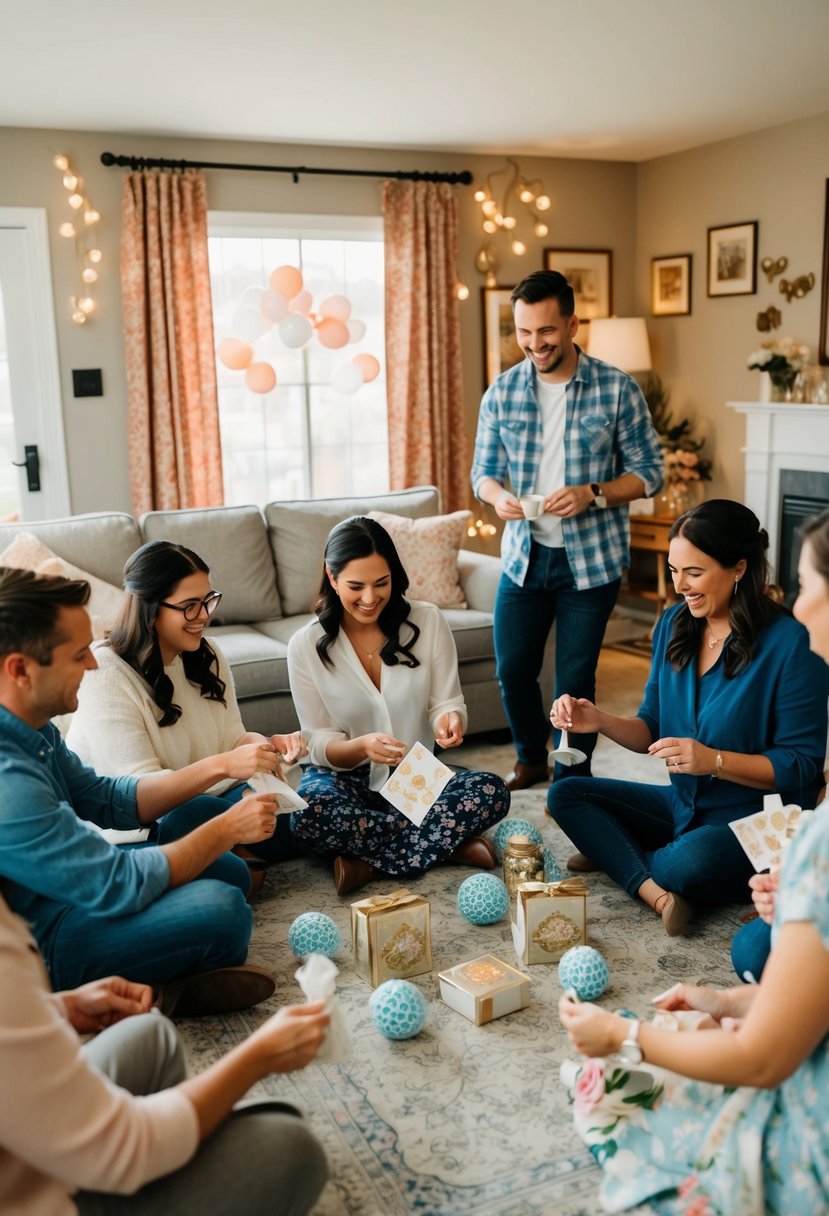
left=547, top=499, right=828, bottom=936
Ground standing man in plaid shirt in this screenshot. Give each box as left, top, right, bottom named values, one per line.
left=471, top=270, right=663, bottom=791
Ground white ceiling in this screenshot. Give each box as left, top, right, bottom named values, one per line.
left=3, top=0, right=829, bottom=162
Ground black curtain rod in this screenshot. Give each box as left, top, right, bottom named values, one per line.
left=100, top=151, right=472, bottom=186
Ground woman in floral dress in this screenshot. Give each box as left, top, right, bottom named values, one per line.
left=558, top=507, right=829, bottom=1215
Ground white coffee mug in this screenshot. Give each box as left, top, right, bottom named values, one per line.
left=519, top=494, right=545, bottom=519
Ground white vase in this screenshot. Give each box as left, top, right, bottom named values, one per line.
left=758, top=371, right=771, bottom=403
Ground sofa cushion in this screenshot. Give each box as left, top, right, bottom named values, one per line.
left=0, top=531, right=125, bottom=636
left=367, top=509, right=471, bottom=608
left=141, top=505, right=281, bottom=624
left=266, top=486, right=441, bottom=617
left=206, top=624, right=291, bottom=698
left=0, top=513, right=141, bottom=587
left=441, top=608, right=497, bottom=663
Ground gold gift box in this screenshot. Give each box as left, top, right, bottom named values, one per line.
left=351, top=889, right=432, bottom=988
left=511, top=879, right=587, bottom=965
left=438, top=953, right=530, bottom=1025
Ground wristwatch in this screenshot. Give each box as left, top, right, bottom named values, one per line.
left=618, top=1018, right=643, bottom=1065
left=590, top=482, right=608, bottom=508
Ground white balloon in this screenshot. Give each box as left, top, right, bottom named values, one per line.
left=241, top=285, right=265, bottom=308
left=278, top=312, right=314, bottom=349
left=346, top=319, right=366, bottom=343
left=260, top=289, right=289, bottom=323
left=233, top=307, right=269, bottom=342
left=331, top=362, right=365, bottom=394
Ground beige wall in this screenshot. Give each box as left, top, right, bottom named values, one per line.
left=635, top=110, right=829, bottom=503
left=0, top=126, right=635, bottom=517
left=2, top=113, right=825, bottom=520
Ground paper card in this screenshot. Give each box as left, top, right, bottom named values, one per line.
left=728, top=794, right=803, bottom=872
left=379, top=742, right=454, bottom=826
left=247, top=769, right=308, bottom=813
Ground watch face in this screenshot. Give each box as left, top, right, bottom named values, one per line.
left=620, top=1040, right=643, bottom=1065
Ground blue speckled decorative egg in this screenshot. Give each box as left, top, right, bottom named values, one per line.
left=457, top=873, right=510, bottom=924
left=492, top=817, right=544, bottom=861
left=287, top=912, right=341, bottom=959
left=558, top=945, right=610, bottom=1001
left=542, top=847, right=566, bottom=882
left=369, top=979, right=428, bottom=1040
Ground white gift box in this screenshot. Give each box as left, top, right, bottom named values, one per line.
left=511, top=879, right=588, bottom=965
left=438, top=953, right=530, bottom=1025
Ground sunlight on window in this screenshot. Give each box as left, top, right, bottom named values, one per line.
left=209, top=223, right=388, bottom=506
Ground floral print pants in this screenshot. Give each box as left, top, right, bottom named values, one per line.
left=291, top=764, right=509, bottom=874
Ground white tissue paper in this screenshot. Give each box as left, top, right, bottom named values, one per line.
left=248, top=769, right=308, bottom=812
left=295, top=952, right=352, bottom=1064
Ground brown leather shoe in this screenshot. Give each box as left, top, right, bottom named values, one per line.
left=566, top=852, right=601, bottom=873
left=333, top=854, right=379, bottom=896
left=658, top=891, right=694, bottom=937
left=157, top=964, right=276, bottom=1018
left=446, top=835, right=497, bottom=869
left=504, top=762, right=551, bottom=791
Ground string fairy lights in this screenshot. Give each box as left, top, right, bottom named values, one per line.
left=52, top=154, right=102, bottom=324
left=473, top=158, right=551, bottom=285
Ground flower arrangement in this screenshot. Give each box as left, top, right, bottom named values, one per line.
left=641, top=374, right=713, bottom=485
left=747, top=337, right=809, bottom=398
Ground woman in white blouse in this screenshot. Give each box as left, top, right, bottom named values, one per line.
left=287, top=516, right=510, bottom=895
left=68, top=541, right=305, bottom=867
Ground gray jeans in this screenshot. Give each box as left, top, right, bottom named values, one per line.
left=75, top=1014, right=327, bottom=1216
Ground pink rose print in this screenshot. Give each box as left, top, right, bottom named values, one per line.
left=678, top=1176, right=699, bottom=1200
left=685, top=1197, right=712, bottom=1216
left=573, top=1058, right=606, bottom=1115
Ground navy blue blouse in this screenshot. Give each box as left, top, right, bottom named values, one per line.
left=637, top=604, right=828, bottom=834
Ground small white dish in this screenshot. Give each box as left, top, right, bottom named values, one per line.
left=550, top=729, right=588, bottom=767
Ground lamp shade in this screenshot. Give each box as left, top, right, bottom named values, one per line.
left=586, top=317, right=652, bottom=373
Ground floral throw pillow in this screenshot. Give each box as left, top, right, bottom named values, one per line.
left=0, top=532, right=124, bottom=636
left=366, top=510, right=471, bottom=609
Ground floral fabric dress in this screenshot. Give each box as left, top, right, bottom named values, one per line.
left=563, top=807, right=829, bottom=1215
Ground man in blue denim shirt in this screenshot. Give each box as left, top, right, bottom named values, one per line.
left=0, top=567, right=282, bottom=1014
left=471, top=271, right=663, bottom=790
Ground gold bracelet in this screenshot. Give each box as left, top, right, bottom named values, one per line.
left=714, top=749, right=723, bottom=778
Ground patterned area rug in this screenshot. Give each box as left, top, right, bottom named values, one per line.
left=180, top=792, right=746, bottom=1216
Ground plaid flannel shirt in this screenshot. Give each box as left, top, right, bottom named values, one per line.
left=471, top=349, right=664, bottom=590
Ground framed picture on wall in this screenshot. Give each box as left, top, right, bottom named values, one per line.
left=482, top=287, right=523, bottom=386
left=651, top=254, right=692, bottom=316
left=543, top=248, right=612, bottom=321
left=707, top=221, right=757, bottom=297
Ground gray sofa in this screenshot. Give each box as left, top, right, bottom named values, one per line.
left=0, top=486, right=506, bottom=737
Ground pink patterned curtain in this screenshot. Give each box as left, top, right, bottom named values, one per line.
left=121, top=170, right=223, bottom=514
left=382, top=181, right=467, bottom=512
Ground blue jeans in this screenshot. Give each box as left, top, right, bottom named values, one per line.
left=493, top=543, right=620, bottom=778
left=731, top=916, right=771, bottom=982
left=547, top=776, right=756, bottom=904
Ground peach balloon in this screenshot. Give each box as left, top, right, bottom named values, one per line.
left=354, top=353, right=381, bottom=382
left=290, top=289, right=313, bottom=315
left=217, top=338, right=253, bottom=371
left=317, top=318, right=349, bottom=349
left=320, top=294, right=352, bottom=321
left=346, top=319, right=366, bottom=343
left=244, top=362, right=277, bottom=394
left=269, top=265, right=303, bottom=300
left=260, top=289, right=289, bottom=323
left=331, top=362, right=364, bottom=394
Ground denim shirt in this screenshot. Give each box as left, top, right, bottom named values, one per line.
left=470, top=350, right=664, bottom=589
left=0, top=706, right=170, bottom=948
left=638, top=605, right=829, bottom=835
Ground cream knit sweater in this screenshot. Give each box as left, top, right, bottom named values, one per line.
left=67, top=642, right=247, bottom=796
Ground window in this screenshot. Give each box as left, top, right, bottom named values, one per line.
left=209, top=213, right=388, bottom=505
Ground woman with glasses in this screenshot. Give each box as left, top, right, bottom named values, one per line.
left=67, top=540, right=305, bottom=864
left=287, top=516, right=510, bottom=895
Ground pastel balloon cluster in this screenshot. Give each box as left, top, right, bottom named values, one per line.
left=216, top=264, right=381, bottom=395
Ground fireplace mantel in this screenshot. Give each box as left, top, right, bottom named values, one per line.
left=726, top=401, right=829, bottom=580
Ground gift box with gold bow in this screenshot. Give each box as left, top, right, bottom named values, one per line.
left=511, top=878, right=588, bottom=965
left=351, top=889, right=432, bottom=987
left=438, top=953, right=530, bottom=1025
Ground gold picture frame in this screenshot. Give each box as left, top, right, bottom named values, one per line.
left=651, top=254, right=692, bottom=316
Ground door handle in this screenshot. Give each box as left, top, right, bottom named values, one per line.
left=11, top=445, right=41, bottom=492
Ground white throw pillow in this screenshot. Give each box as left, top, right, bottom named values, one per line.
left=367, top=510, right=471, bottom=609
left=0, top=532, right=124, bottom=636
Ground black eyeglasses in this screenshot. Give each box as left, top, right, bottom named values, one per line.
left=158, top=591, right=223, bottom=621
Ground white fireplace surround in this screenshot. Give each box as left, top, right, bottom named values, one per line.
left=727, top=402, right=829, bottom=579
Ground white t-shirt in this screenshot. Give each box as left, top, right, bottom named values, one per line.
left=532, top=376, right=569, bottom=548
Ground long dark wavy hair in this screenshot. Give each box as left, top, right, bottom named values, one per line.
left=107, top=540, right=226, bottom=726
left=314, top=516, right=420, bottom=670
left=666, top=499, right=783, bottom=678
left=802, top=507, right=829, bottom=586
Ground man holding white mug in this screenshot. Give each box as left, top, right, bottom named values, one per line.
left=470, top=270, right=663, bottom=790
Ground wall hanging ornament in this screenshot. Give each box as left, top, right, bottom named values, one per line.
left=760, top=255, right=787, bottom=283
left=215, top=264, right=382, bottom=395
left=756, top=304, right=782, bottom=332
left=779, top=273, right=815, bottom=303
